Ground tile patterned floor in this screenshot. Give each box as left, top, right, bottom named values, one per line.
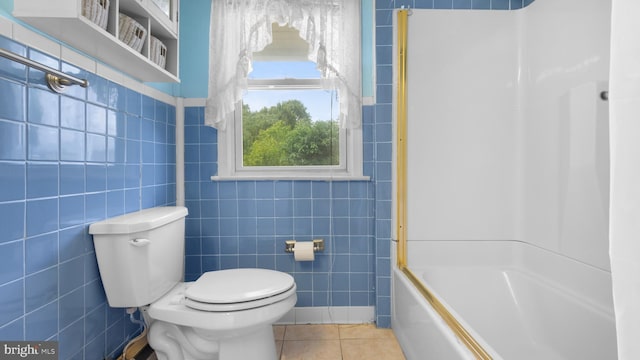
left=273, top=324, right=406, bottom=360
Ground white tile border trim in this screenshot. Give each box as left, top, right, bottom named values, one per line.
left=276, top=306, right=375, bottom=325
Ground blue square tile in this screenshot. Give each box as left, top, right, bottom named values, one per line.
left=59, top=257, right=84, bottom=295
left=85, top=279, right=106, bottom=312
left=0, top=80, right=25, bottom=123
left=510, top=0, right=523, bottom=8
left=108, top=81, right=126, bottom=111
left=86, top=164, right=106, bottom=192
left=107, top=110, right=125, bottom=138
left=0, top=37, right=27, bottom=81
left=434, top=0, right=453, bottom=8
left=60, top=163, right=85, bottom=195
left=26, top=198, right=58, bottom=237
left=311, top=181, right=329, bottom=198
left=25, top=266, right=58, bottom=312
left=293, top=182, right=311, bottom=198
left=58, top=317, right=84, bottom=359
left=85, top=192, right=106, bottom=223
left=27, top=87, right=59, bottom=126
left=126, top=88, right=141, bottom=116
left=60, top=96, right=85, bottom=130
left=126, top=139, right=141, bottom=164
left=312, top=199, right=330, bottom=217
left=331, top=291, right=349, bottom=306
left=28, top=124, right=58, bottom=161
left=453, top=0, right=472, bottom=8
left=107, top=136, right=126, bottom=163
left=219, top=218, right=238, bottom=236
left=25, top=300, right=57, bottom=340
left=471, top=0, right=490, bottom=9
left=84, top=303, right=106, bottom=343
left=237, top=182, right=255, bottom=199
left=84, top=333, right=106, bottom=360
left=142, top=95, right=155, bottom=119
left=254, top=182, right=274, bottom=199
left=25, top=232, right=58, bottom=274
left=0, top=280, right=23, bottom=327
left=0, top=241, right=23, bottom=285
left=294, top=199, right=312, bottom=217
left=87, top=103, right=107, bottom=134
left=0, top=163, right=25, bottom=202
left=0, top=202, right=24, bottom=243
left=492, top=0, right=510, bottom=9
left=141, top=164, right=155, bottom=186
left=126, top=114, right=141, bottom=140
left=275, top=199, right=293, bottom=217
left=59, top=287, right=84, bottom=330
left=60, top=129, right=86, bottom=162
left=0, top=120, right=26, bottom=160
left=59, top=226, right=86, bottom=262
left=107, top=164, right=125, bottom=190
left=27, top=162, right=58, bottom=199
left=312, top=217, right=330, bottom=235
left=415, top=0, right=434, bottom=8
left=87, top=73, right=109, bottom=106
left=238, top=199, right=257, bottom=218
left=274, top=181, right=293, bottom=198
left=86, top=133, right=106, bottom=162
left=60, top=195, right=85, bottom=229
left=141, top=141, right=154, bottom=163
left=141, top=118, right=155, bottom=142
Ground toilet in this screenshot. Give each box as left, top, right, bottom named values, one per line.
left=89, top=206, right=297, bottom=360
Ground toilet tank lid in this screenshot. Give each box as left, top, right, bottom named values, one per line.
left=89, top=206, right=188, bottom=235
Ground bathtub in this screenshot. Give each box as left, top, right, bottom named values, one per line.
left=392, top=241, right=617, bottom=360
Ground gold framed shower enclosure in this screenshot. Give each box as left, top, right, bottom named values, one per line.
left=394, top=9, right=492, bottom=360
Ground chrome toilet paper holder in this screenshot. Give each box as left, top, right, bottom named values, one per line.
left=285, top=239, right=324, bottom=253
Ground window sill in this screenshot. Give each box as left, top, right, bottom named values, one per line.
left=211, top=175, right=371, bottom=181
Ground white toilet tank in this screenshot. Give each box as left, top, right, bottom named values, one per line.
left=89, top=206, right=189, bottom=307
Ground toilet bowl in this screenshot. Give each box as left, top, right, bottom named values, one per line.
left=88, top=207, right=297, bottom=360
left=146, top=269, right=297, bottom=360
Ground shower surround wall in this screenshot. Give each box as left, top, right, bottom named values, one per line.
left=0, top=33, right=177, bottom=360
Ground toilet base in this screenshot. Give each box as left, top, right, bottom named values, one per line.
left=149, top=322, right=278, bottom=360
left=218, top=326, right=277, bottom=360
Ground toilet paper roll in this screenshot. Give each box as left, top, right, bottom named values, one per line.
left=293, top=241, right=315, bottom=261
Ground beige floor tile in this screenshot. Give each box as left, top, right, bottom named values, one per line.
left=339, top=323, right=396, bottom=340
left=283, top=324, right=340, bottom=341
left=274, top=325, right=286, bottom=341
left=275, top=340, right=283, bottom=359
left=281, top=340, right=342, bottom=360
left=341, top=338, right=406, bottom=360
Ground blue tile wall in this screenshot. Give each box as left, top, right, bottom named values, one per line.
left=0, top=35, right=176, bottom=359
left=183, top=107, right=377, bottom=309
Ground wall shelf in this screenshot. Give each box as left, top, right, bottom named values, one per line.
left=13, top=0, right=180, bottom=83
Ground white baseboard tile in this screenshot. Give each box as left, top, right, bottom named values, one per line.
left=276, top=306, right=375, bottom=325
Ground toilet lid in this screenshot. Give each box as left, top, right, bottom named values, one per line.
left=184, top=269, right=296, bottom=311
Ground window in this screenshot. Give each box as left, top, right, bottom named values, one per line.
left=206, top=1, right=364, bottom=180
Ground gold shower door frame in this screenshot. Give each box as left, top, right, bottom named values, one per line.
left=394, top=9, right=492, bottom=360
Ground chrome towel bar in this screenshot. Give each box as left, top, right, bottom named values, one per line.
left=0, top=47, right=89, bottom=93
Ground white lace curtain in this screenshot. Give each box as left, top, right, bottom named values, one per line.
left=205, top=0, right=361, bottom=130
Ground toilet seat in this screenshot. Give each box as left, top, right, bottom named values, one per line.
left=184, top=268, right=296, bottom=312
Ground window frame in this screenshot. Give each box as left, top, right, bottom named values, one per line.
left=213, top=77, right=365, bottom=181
